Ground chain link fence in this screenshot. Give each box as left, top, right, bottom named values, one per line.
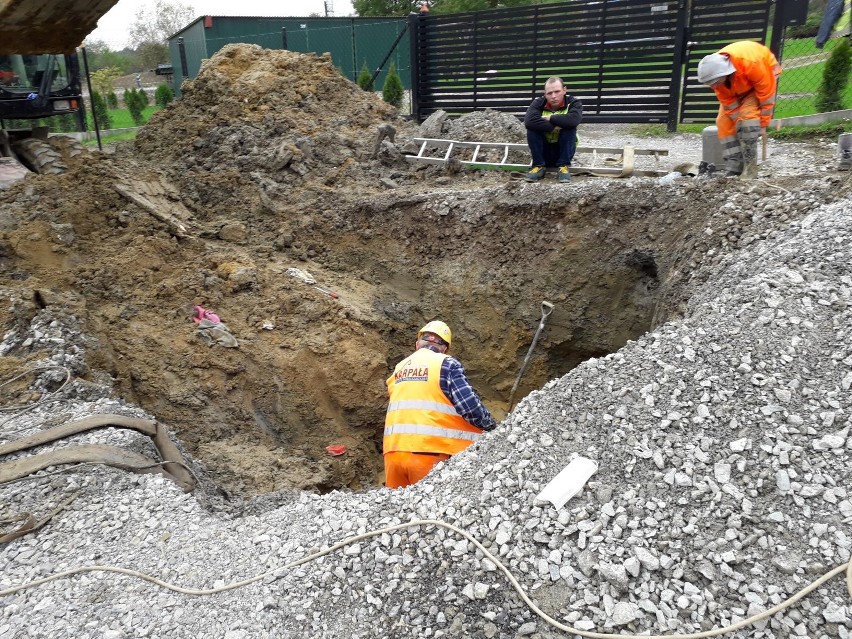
left=775, top=1, right=851, bottom=119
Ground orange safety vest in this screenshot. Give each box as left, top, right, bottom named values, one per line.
left=384, top=348, right=483, bottom=455
left=713, top=41, right=782, bottom=129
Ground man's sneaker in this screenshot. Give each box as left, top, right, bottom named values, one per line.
left=558, top=165, right=571, bottom=182
left=525, top=166, right=546, bottom=182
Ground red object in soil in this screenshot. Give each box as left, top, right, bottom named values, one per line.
left=325, top=444, right=347, bottom=456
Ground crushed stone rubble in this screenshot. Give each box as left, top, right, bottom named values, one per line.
left=1, top=191, right=851, bottom=638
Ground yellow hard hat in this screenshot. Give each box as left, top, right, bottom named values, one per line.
left=418, top=320, right=452, bottom=346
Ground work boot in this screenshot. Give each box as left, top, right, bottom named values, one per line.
left=525, top=166, right=545, bottom=182
left=723, top=150, right=743, bottom=177
left=557, top=165, right=571, bottom=182
left=740, top=137, right=759, bottom=179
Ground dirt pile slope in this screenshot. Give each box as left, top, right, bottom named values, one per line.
left=135, top=44, right=417, bottom=216
left=1, top=43, right=849, bottom=500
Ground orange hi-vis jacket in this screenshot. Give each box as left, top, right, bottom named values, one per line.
left=384, top=348, right=483, bottom=455
left=713, top=41, right=781, bottom=130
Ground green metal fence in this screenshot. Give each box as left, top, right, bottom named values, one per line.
left=774, top=5, right=852, bottom=119
left=169, top=16, right=410, bottom=97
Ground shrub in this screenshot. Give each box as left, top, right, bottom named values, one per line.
left=155, top=83, right=175, bottom=108
left=137, top=88, right=150, bottom=107
left=107, top=91, right=118, bottom=109
left=125, top=88, right=146, bottom=126
left=786, top=19, right=820, bottom=39
left=816, top=38, right=852, bottom=113
left=382, top=62, right=404, bottom=108
left=91, top=90, right=112, bottom=130
left=357, top=61, right=373, bottom=91
left=55, top=113, right=79, bottom=133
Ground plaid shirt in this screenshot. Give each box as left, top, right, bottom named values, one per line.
left=419, top=346, right=496, bottom=431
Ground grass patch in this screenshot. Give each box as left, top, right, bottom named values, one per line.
left=86, top=105, right=160, bottom=130
left=627, top=120, right=852, bottom=141
left=770, top=120, right=852, bottom=141
left=82, top=131, right=138, bottom=147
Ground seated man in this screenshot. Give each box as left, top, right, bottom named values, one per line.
left=523, top=76, right=583, bottom=183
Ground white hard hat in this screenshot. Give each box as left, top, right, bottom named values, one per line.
left=697, top=53, right=735, bottom=85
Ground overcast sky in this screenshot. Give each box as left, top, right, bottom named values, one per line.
left=88, top=0, right=356, bottom=49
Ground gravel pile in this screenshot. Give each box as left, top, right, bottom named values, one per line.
left=2, top=174, right=852, bottom=637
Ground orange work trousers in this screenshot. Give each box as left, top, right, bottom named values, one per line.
left=384, top=451, right=450, bottom=488
left=715, top=93, right=760, bottom=138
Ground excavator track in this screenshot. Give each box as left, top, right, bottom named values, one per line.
left=12, top=137, right=68, bottom=175
left=48, top=135, right=85, bottom=162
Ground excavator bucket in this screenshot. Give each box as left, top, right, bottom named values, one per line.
left=0, top=0, right=121, bottom=54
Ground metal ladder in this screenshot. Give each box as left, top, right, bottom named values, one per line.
left=405, top=137, right=670, bottom=177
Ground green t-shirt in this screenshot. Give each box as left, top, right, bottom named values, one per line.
left=543, top=104, right=570, bottom=143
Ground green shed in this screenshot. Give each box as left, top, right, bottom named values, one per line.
left=167, top=15, right=409, bottom=96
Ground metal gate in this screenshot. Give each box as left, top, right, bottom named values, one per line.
left=409, top=0, right=778, bottom=130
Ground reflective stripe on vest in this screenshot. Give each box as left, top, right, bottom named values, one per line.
left=385, top=424, right=481, bottom=442
left=384, top=348, right=483, bottom=455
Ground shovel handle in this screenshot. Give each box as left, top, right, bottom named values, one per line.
left=508, top=301, right=556, bottom=412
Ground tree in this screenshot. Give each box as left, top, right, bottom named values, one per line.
left=129, top=0, right=195, bottom=47
left=83, top=40, right=133, bottom=73
left=353, top=0, right=532, bottom=15
left=134, top=42, right=170, bottom=72
left=382, top=62, right=404, bottom=107
left=125, top=88, right=147, bottom=126
left=129, top=0, right=194, bottom=69
left=90, top=67, right=122, bottom=99
left=816, top=38, right=852, bottom=112
left=432, top=0, right=531, bottom=12
left=353, top=0, right=417, bottom=16
left=91, top=91, right=112, bottom=130
left=357, top=61, right=374, bottom=90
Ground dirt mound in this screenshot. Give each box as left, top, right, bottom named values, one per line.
left=135, top=44, right=415, bottom=207
left=445, top=108, right=526, bottom=144
left=2, top=43, right=848, bottom=498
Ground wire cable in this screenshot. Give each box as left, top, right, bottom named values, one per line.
left=0, top=518, right=849, bottom=638
left=0, top=366, right=73, bottom=439
left=0, top=365, right=71, bottom=413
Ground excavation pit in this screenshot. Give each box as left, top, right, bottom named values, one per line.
left=1, top=171, right=786, bottom=496
left=0, top=44, right=843, bottom=498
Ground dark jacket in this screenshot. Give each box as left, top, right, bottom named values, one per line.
left=524, top=94, right=583, bottom=133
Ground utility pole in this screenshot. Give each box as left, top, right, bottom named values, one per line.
left=324, top=0, right=334, bottom=16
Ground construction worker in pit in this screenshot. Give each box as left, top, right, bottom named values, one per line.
left=697, top=41, right=781, bottom=179
left=383, top=320, right=496, bottom=488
